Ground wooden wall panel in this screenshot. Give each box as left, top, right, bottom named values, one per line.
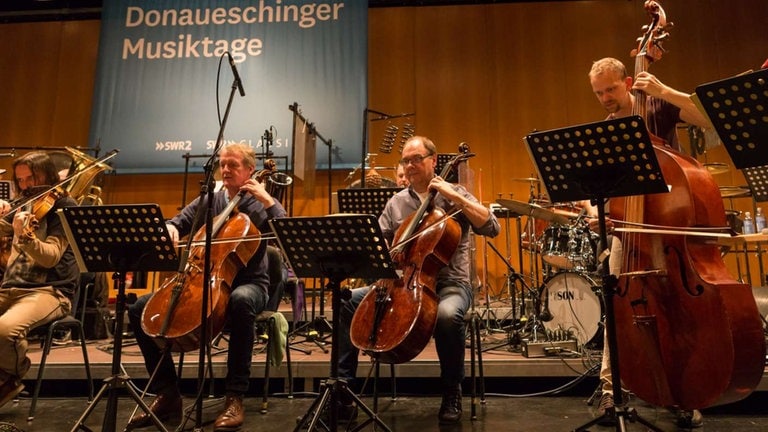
left=1, top=1, right=767, bottom=291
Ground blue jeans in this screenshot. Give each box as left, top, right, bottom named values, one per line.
left=338, top=280, right=472, bottom=389
left=128, top=283, right=267, bottom=395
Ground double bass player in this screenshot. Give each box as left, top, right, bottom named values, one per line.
left=586, top=57, right=711, bottom=428
left=337, top=136, right=500, bottom=425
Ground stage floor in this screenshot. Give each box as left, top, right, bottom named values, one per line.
left=3, top=297, right=768, bottom=431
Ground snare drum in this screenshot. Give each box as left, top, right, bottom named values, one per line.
left=540, top=272, right=603, bottom=347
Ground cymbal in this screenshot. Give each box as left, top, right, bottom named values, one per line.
left=510, top=177, right=541, bottom=183
left=704, top=162, right=729, bottom=175
left=496, top=198, right=571, bottom=225
left=719, top=186, right=752, bottom=198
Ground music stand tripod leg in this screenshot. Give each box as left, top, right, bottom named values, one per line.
left=70, top=273, right=170, bottom=432
left=293, top=278, right=391, bottom=432
left=572, top=210, right=662, bottom=432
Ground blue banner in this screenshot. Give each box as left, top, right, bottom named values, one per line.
left=89, top=1, right=367, bottom=173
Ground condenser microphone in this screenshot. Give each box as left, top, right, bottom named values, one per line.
left=227, top=52, right=245, bottom=97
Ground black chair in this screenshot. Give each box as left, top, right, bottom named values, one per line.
left=255, top=245, right=293, bottom=413
left=27, top=276, right=95, bottom=421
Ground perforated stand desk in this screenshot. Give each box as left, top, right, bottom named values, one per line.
left=337, top=187, right=401, bottom=217
left=270, top=215, right=397, bottom=432
left=525, top=116, right=667, bottom=432
left=58, top=204, right=179, bottom=432
left=696, top=70, right=768, bottom=282
left=695, top=68, right=768, bottom=172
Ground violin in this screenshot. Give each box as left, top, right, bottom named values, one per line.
left=349, top=145, right=473, bottom=364
left=140, top=160, right=277, bottom=352
left=609, top=1, right=765, bottom=410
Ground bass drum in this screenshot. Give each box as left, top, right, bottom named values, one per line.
left=540, top=272, right=603, bottom=348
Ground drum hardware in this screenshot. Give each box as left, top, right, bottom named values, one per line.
left=483, top=240, right=547, bottom=353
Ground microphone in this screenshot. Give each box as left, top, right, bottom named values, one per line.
left=226, top=52, right=245, bottom=97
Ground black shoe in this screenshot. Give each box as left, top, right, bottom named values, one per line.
left=671, top=408, right=703, bottom=429
left=438, top=385, right=462, bottom=424
left=596, top=392, right=616, bottom=427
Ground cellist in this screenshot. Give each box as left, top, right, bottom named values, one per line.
left=126, top=143, right=286, bottom=431
left=585, top=57, right=712, bottom=429
left=337, top=136, right=500, bottom=425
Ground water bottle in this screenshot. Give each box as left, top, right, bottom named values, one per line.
left=743, top=211, right=756, bottom=234
left=756, top=208, right=766, bottom=232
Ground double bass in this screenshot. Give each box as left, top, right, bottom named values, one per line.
left=350, top=146, right=473, bottom=364
left=610, top=1, right=765, bottom=410
left=141, top=160, right=277, bottom=352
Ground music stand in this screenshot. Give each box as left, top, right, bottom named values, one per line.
left=524, top=116, right=666, bottom=432
left=337, top=187, right=401, bottom=217
left=270, top=215, right=397, bottom=432
left=0, top=180, right=11, bottom=201
left=58, top=204, right=179, bottom=432
left=742, top=166, right=768, bottom=203
left=436, top=153, right=465, bottom=183
left=694, top=68, right=768, bottom=171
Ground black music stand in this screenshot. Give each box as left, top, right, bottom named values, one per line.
left=694, top=68, right=768, bottom=171
left=337, top=187, right=401, bottom=217
left=0, top=180, right=11, bottom=201
left=58, top=204, right=179, bottom=432
left=742, top=166, right=768, bottom=203
left=524, top=116, right=667, bottom=432
left=436, top=153, right=466, bottom=183
left=695, top=70, right=768, bottom=201
left=270, top=215, right=397, bottom=432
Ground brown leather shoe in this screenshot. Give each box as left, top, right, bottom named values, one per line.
left=125, top=391, right=182, bottom=430
left=214, top=395, right=244, bottom=431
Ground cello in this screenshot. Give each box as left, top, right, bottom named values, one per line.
left=610, top=1, right=765, bottom=410
left=350, top=146, right=473, bottom=364
left=141, top=160, right=277, bottom=352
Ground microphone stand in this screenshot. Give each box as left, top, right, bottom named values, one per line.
left=484, top=240, right=537, bottom=351
left=289, top=104, right=334, bottom=214
left=189, top=56, right=242, bottom=429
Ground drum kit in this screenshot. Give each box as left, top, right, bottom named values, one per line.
left=487, top=178, right=604, bottom=351
left=486, top=167, right=762, bottom=350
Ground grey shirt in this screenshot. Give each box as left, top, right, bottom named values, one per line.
left=379, top=185, right=500, bottom=286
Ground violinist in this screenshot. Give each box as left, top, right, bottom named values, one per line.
left=126, top=143, right=286, bottom=431
left=0, top=151, right=79, bottom=408
left=587, top=57, right=710, bottom=428
left=337, top=136, right=500, bottom=425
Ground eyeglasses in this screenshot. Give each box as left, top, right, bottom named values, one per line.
left=399, top=153, right=432, bottom=166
